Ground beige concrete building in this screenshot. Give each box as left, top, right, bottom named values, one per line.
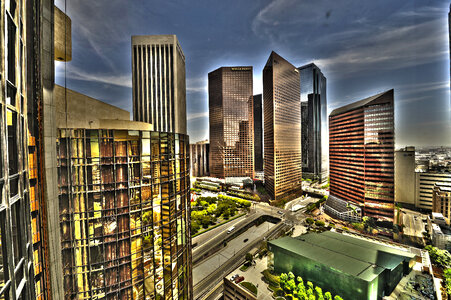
left=131, top=35, right=187, bottom=134
left=416, top=172, right=451, bottom=210
left=395, top=147, right=416, bottom=207
left=432, top=182, right=451, bottom=220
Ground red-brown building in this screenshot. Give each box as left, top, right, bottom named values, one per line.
left=328, top=90, right=395, bottom=222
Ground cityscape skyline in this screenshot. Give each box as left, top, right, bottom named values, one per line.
left=54, top=0, right=450, bottom=147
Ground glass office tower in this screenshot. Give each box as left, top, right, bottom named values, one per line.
left=263, top=52, right=302, bottom=201
left=328, top=90, right=395, bottom=221
left=57, top=129, right=192, bottom=300
left=208, top=67, right=254, bottom=178
left=299, top=63, right=328, bottom=182
left=253, top=95, right=263, bottom=172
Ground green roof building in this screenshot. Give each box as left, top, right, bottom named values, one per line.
left=268, top=231, right=415, bottom=300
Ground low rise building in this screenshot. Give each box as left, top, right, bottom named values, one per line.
left=432, top=182, right=451, bottom=220
left=427, top=213, right=451, bottom=251
left=268, top=231, right=416, bottom=300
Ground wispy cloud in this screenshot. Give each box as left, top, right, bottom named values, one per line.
left=56, top=63, right=132, bottom=88
left=187, top=111, right=208, bottom=121
left=187, top=77, right=208, bottom=93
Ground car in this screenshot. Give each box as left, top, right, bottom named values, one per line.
left=230, top=274, right=239, bottom=281
left=235, top=276, right=245, bottom=284
left=227, top=226, right=235, bottom=233
left=277, top=210, right=284, bottom=215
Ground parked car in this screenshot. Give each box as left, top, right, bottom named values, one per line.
left=277, top=210, right=284, bottom=215
left=235, top=276, right=245, bottom=284
left=227, top=226, right=235, bottom=234
left=230, top=274, right=239, bottom=281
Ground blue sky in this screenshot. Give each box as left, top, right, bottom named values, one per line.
left=55, top=0, right=451, bottom=147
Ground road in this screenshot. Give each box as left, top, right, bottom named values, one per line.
left=193, top=221, right=288, bottom=299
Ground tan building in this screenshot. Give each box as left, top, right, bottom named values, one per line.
left=263, top=52, right=302, bottom=201
left=395, top=147, right=416, bottom=207
left=223, top=278, right=257, bottom=300
left=432, top=182, right=451, bottom=220
left=208, top=67, right=254, bottom=178
left=416, top=172, right=451, bottom=210
left=131, top=35, right=187, bottom=134
left=190, top=141, right=209, bottom=177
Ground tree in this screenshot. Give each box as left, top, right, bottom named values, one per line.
left=288, top=272, right=295, bottom=280
left=444, top=268, right=451, bottom=295
left=245, top=252, right=253, bottom=263
left=307, top=281, right=314, bottom=291
left=324, top=292, right=332, bottom=300
left=315, top=286, right=324, bottom=300
left=334, top=296, right=344, bottom=300
left=280, top=273, right=288, bottom=288
left=286, top=279, right=296, bottom=293
left=306, top=218, right=314, bottom=225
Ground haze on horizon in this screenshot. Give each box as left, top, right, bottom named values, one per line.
left=55, top=0, right=451, bottom=147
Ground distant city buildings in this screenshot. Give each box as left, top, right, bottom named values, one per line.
left=55, top=86, right=193, bottom=299
left=253, top=94, right=264, bottom=172
left=131, top=35, right=187, bottom=134
left=208, top=67, right=254, bottom=178
left=326, top=90, right=395, bottom=222
left=190, top=141, right=210, bottom=177
left=263, top=52, right=302, bottom=201
left=298, top=63, right=328, bottom=183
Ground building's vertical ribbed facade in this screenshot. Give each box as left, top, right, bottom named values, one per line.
left=432, top=183, right=451, bottom=220
left=190, top=141, right=210, bottom=177
left=329, top=90, right=395, bottom=221
left=298, top=63, right=328, bottom=182
left=253, top=95, right=263, bottom=172
left=263, top=52, right=302, bottom=201
left=132, top=35, right=187, bottom=134
left=416, top=172, right=451, bottom=210
left=208, top=67, right=254, bottom=178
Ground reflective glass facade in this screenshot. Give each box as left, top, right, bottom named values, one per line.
left=208, top=67, right=254, bottom=178
left=263, top=52, right=302, bottom=200
left=0, top=0, right=41, bottom=298
left=329, top=90, right=394, bottom=221
left=253, top=95, right=263, bottom=172
left=299, top=63, right=328, bottom=182
left=57, top=129, right=192, bottom=299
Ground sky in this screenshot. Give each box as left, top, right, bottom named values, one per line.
left=55, top=0, right=451, bottom=147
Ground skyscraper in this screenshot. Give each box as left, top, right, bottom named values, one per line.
left=190, top=141, right=210, bottom=177
left=263, top=52, right=302, bottom=201
left=253, top=94, right=263, bottom=172
left=55, top=86, right=193, bottom=299
left=326, top=90, right=395, bottom=222
left=298, top=63, right=328, bottom=183
left=208, top=67, right=254, bottom=178
left=132, top=35, right=187, bottom=134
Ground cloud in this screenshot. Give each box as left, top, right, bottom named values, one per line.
left=56, top=62, right=132, bottom=88
left=315, top=18, right=447, bottom=77
left=187, top=111, right=208, bottom=121
left=187, top=77, right=208, bottom=93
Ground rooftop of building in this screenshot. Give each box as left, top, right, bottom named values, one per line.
left=268, top=231, right=415, bottom=282
left=55, top=85, right=153, bottom=131
left=434, top=181, right=451, bottom=192
left=330, top=89, right=393, bottom=117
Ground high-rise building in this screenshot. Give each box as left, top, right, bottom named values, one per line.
left=263, top=52, right=302, bottom=201
left=0, top=0, right=66, bottom=299
left=298, top=63, right=328, bottom=182
left=395, top=147, right=416, bottom=207
left=190, top=141, right=210, bottom=177
left=131, top=35, right=187, bottom=134
left=327, top=90, right=395, bottom=222
left=253, top=94, right=263, bottom=172
left=55, top=86, right=193, bottom=299
left=449, top=4, right=451, bottom=111
left=208, top=67, right=254, bottom=178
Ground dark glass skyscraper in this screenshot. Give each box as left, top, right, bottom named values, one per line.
left=263, top=52, right=302, bottom=201
left=208, top=67, right=254, bottom=178
left=298, top=63, right=328, bottom=182
left=253, top=94, right=263, bottom=172
left=328, top=90, right=395, bottom=222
